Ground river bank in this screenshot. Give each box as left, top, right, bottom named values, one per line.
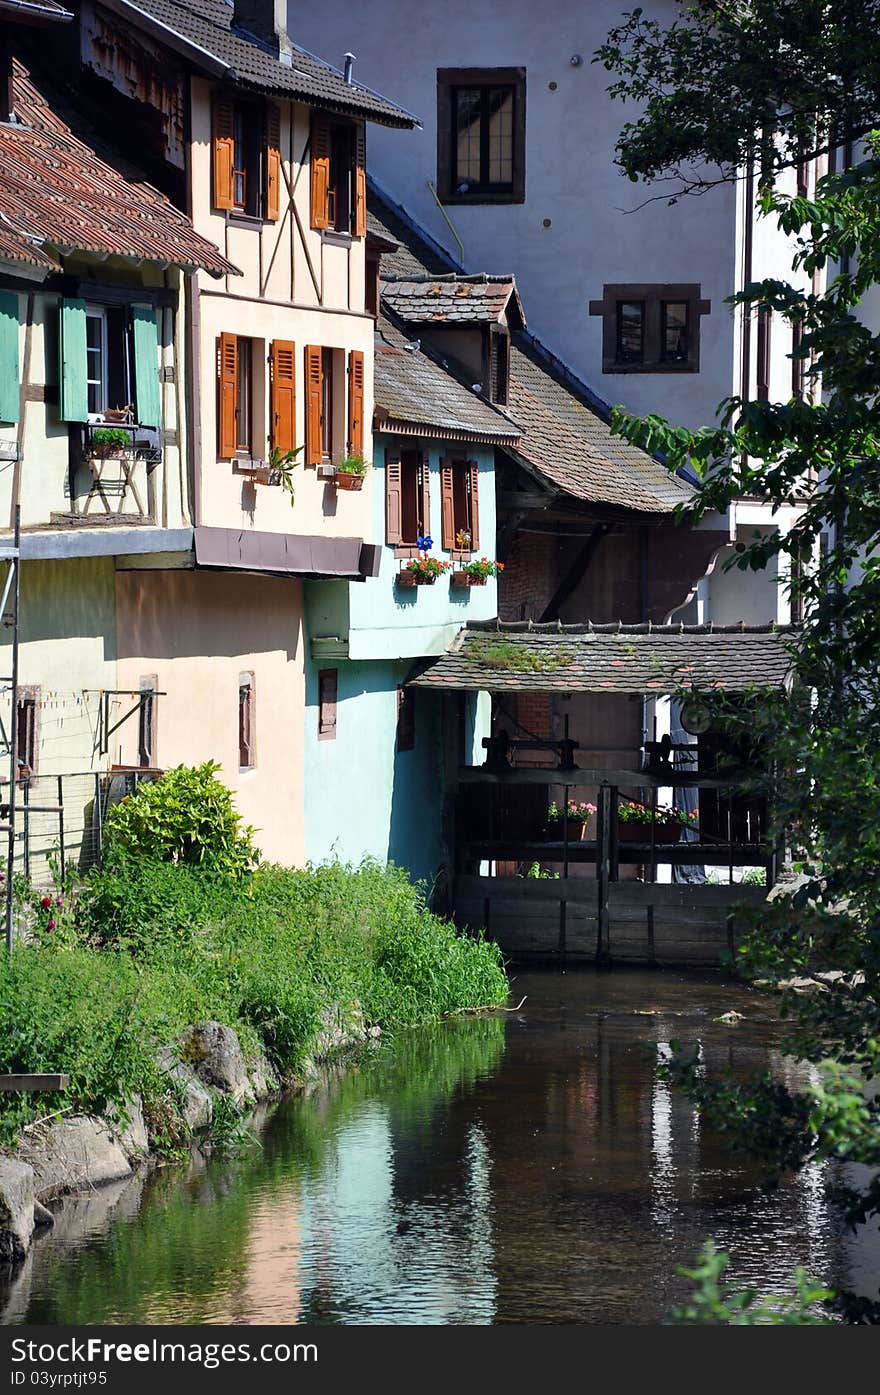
left=4, top=968, right=867, bottom=1325
left=0, top=859, right=508, bottom=1263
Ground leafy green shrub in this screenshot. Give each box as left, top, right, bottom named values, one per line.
left=101, top=762, right=259, bottom=877
left=670, top=1241, right=834, bottom=1325
left=0, top=857, right=509, bottom=1145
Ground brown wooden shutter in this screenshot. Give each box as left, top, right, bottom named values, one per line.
left=270, top=339, right=296, bottom=453
left=212, top=97, right=235, bottom=212
left=385, top=446, right=402, bottom=544
left=440, top=457, right=455, bottom=551
left=264, top=104, right=281, bottom=222
left=217, top=332, right=238, bottom=457
left=353, top=122, right=367, bottom=238
left=304, top=344, right=322, bottom=464
left=468, top=460, right=480, bottom=550
left=418, top=452, right=431, bottom=539
left=310, top=113, right=331, bottom=230
left=348, top=349, right=364, bottom=456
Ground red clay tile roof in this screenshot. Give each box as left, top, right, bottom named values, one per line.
left=0, top=54, right=238, bottom=278
left=381, top=274, right=525, bottom=328
left=408, top=622, right=796, bottom=694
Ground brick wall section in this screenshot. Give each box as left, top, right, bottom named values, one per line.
left=498, top=529, right=558, bottom=622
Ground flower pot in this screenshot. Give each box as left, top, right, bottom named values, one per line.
left=617, top=821, right=682, bottom=844
left=252, top=466, right=273, bottom=485
left=336, top=471, right=364, bottom=491
left=547, top=819, right=591, bottom=841
left=396, top=570, right=419, bottom=588
left=451, top=570, right=471, bottom=587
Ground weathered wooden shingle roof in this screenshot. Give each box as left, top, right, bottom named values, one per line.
left=0, top=54, right=237, bottom=277
left=116, top=0, right=418, bottom=125
left=367, top=186, right=692, bottom=514
left=382, top=274, right=525, bottom=328
left=408, top=622, right=796, bottom=694
left=375, top=315, right=521, bottom=444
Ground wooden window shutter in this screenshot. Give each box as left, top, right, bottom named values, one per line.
left=418, top=452, right=431, bottom=539
left=217, top=332, right=238, bottom=458
left=131, top=306, right=161, bottom=428
left=385, top=446, right=402, bottom=544
left=270, top=339, right=296, bottom=453
left=468, top=460, right=480, bottom=550
left=0, top=291, right=19, bottom=424
left=304, top=344, right=322, bottom=464
left=310, top=113, right=331, bottom=230
left=347, top=349, right=364, bottom=455
left=212, top=96, right=235, bottom=212
left=264, top=104, right=282, bottom=222
left=58, top=296, right=88, bottom=423
left=440, top=457, right=455, bottom=551
left=353, top=122, right=367, bottom=238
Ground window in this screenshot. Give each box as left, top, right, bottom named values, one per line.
left=791, top=320, right=806, bottom=399
left=217, top=333, right=260, bottom=459
left=239, top=672, right=255, bottom=770
left=437, top=68, right=526, bottom=203
left=85, top=308, right=107, bottom=415
left=440, top=457, right=480, bottom=554
left=386, top=448, right=429, bottom=552
left=756, top=306, right=772, bottom=402
left=15, top=687, right=38, bottom=778
left=616, top=301, right=644, bottom=366
left=138, top=677, right=157, bottom=769
left=318, top=668, right=337, bottom=741
left=396, top=686, right=415, bottom=753
left=304, top=345, right=346, bottom=465
left=589, top=284, right=710, bottom=373
left=310, top=114, right=366, bottom=236
left=59, top=298, right=160, bottom=426
left=213, top=97, right=281, bottom=222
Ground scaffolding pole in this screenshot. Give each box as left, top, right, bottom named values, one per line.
left=2, top=508, right=20, bottom=952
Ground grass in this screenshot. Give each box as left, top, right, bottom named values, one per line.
left=0, top=859, right=509, bottom=1149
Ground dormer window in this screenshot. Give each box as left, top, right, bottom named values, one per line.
left=310, top=113, right=366, bottom=237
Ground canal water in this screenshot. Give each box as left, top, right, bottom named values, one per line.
left=0, top=969, right=859, bottom=1325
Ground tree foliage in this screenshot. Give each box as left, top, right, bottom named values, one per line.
left=599, top=6, right=880, bottom=1323
left=595, top=2, right=880, bottom=195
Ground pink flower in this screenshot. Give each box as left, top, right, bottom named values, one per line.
left=56, top=897, right=63, bottom=908
left=46, top=919, right=55, bottom=931
left=40, top=895, right=51, bottom=909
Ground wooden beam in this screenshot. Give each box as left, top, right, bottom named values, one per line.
left=0, top=1073, right=69, bottom=1092
left=539, top=522, right=610, bottom=622
left=458, top=764, right=762, bottom=790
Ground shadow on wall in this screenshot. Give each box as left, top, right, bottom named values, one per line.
left=387, top=686, right=445, bottom=893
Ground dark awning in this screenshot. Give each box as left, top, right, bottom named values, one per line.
left=408, top=621, right=796, bottom=694
left=194, top=527, right=379, bottom=580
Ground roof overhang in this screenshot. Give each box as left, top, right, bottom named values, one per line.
left=374, top=409, right=520, bottom=447
left=408, top=622, right=797, bottom=695
left=194, top=526, right=380, bottom=580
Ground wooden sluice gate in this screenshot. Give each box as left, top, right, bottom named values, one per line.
left=451, top=740, right=779, bottom=968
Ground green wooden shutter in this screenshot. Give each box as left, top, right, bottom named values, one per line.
left=58, top=297, right=88, bottom=422
left=132, top=306, right=161, bottom=428
left=0, top=292, right=20, bottom=424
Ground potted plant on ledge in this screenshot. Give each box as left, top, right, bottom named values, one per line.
left=397, top=535, right=452, bottom=587
left=335, top=454, right=370, bottom=491
left=617, top=800, right=698, bottom=844
left=451, top=557, right=505, bottom=588
left=88, top=426, right=130, bottom=461
left=546, top=799, right=597, bottom=841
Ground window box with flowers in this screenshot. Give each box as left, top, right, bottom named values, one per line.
left=617, top=800, right=698, bottom=844
left=396, top=535, right=452, bottom=587
left=451, top=557, right=505, bottom=588
left=334, top=454, right=370, bottom=491
left=546, top=799, right=597, bottom=841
